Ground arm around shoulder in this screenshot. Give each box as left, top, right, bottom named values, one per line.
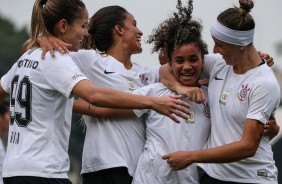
left=159, top=64, right=206, bottom=103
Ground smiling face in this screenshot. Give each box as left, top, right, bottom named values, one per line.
left=121, top=12, right=143, bottom=54
left=170, top=43, right=203, bottom=87
left=61, top=7, right=89, bottom=52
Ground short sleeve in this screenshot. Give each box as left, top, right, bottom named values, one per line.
left=0, top=62, right=19, bottom=93
left=247, top=77, right=280, bottom=124
left=69, top=49, right=98, bottom=73
left=41, top=54, right=88, bottom=98
left=132, top=85, right=155, bottom=117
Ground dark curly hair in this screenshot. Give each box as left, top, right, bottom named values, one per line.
left=147, top=0, right=208, bottom=61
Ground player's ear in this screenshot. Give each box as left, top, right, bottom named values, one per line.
left=114, top=25, right=123, bottom=36
left=57, top=19, right=68, bottom=33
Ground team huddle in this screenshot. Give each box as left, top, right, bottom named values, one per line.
left=0, top=0, right=280, bottom=184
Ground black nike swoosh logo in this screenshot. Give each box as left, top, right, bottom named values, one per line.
left=104, top=70, right=115, bottom=74
left=215, top=76, right=223, bottom=80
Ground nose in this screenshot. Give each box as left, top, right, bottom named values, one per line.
left=213, top=44, right=219, bottom=54
left=84, top=29, right=89, bottom=38
left=183, top=61, right=192, bottom=70
left=138, top=28, right=143, bottom=36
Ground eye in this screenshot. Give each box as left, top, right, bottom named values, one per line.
left=81, top=23, right=89, bottom=30
left=175, top=58, right=184, bottom=64
left=133, top=20, right=137, bottom=27
left=190, top=56, right=200, bottom=63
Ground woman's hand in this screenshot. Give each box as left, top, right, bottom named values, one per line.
left=175, top=85, right=206, bottom=104
left=264, top=117, right=280, bottom=140
left=258, top=51, right=274, bottom=67
left=151, top=95, right=191, bottom=123
left=162, top=151, right=194, bottom=170
left=37, top=35, right=72, bottom=59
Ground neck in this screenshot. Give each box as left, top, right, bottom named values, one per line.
left=106, top=44, right=133, bottom=70
left=233, top=46, right=261, bottom=74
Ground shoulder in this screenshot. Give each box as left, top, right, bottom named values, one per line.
left=69, top=49, right=97, bottom=58
left=203, top=54, right=226, bottom=77
left=132, top=62, right=157, bottom=71
left=133, top=83, right=170, bottom=95
left=254, top=65, right=278, bottom=86
left=204, top=54, right=224, bottom=64
left=132, top=63, right=159, bottom=80
left=69, top=49, right=97, bottom=61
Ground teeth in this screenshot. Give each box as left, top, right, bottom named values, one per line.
left=181, top=72, right=193, bottom=76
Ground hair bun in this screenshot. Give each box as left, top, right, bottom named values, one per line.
left=239, top=0, right=254, bottom=13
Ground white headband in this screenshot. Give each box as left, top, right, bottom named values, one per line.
left=210, top=20, right=255, bottom=46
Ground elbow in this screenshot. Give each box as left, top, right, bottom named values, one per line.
left=244, top=149, right=257, bottom=158
left=241, top=143, right=259, bottom=158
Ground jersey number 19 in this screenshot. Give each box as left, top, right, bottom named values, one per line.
left=10, top=75, right=32, bottom=127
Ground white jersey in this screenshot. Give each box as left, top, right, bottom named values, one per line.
left=198, top=54, right=279, bottom=184
left=0, top=48, right=87, bottom=178
left=132, top=83, right=211, bottom=184
left=70, top=50, right=159, bottom=176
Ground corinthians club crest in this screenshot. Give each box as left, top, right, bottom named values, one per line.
left=139, top=74, right=149, bottom=86
left=237, top=84, right=251, bottom=102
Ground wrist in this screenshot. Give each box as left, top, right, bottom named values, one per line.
left=145, top=96, right=155, bottom=110
left=189, top=150, right=199, bottom=163
left=174, top=82, right=183, bottom=94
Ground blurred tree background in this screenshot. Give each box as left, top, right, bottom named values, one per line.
left=0, top=15, right=85, bottom=183
left=0, top=16, right=29, bottom=77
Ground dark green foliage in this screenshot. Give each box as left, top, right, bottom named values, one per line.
left=0, top=15, right=29, bottom=77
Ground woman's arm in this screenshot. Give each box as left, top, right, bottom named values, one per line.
left=71, top=80, right=190, bottom=123
left=159, top=52, right=273, bottom=104
left=162, top=119, right=264, bottom=170
left=73, top=98, right=135, bottom=118
left=159, top=64, right=206, bottom=103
